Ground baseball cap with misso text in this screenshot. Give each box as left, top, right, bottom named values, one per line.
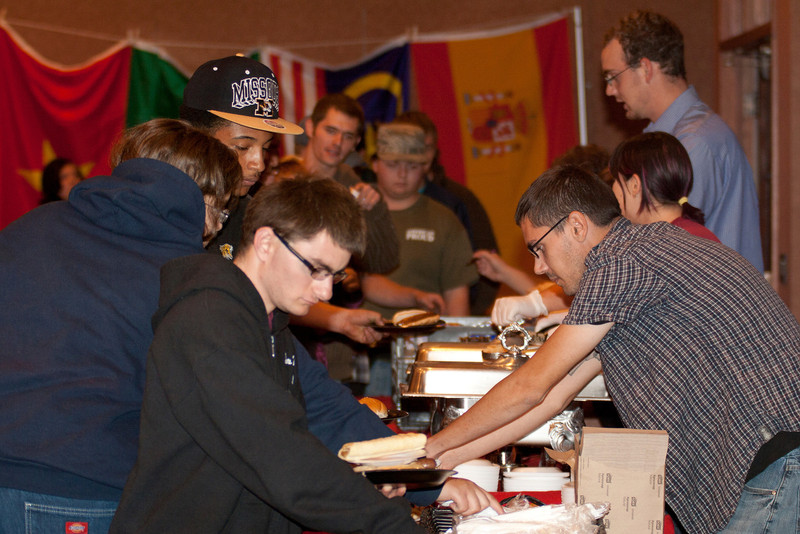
left=183, top=55, right=303, bottom=135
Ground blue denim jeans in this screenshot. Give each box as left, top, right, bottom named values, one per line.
left=669, top=444, right=800, bottom=534
left=717, top=444, right=800, bottom=533
left=0, top=487, right=117, bottom=534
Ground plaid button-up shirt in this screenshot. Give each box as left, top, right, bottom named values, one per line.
left=564, top=218, right=800, bottom=533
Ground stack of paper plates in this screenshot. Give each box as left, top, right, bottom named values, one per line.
left=452, top=459, right=501, bottom=492
left=502, top=466, right=570, bottom=492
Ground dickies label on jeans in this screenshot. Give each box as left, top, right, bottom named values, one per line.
left=66, top=522, right=88, bottom=534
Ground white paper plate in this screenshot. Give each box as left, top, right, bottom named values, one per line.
left=351, top=449, right=425, bottom=466
left=502, top=478, right=568, bottom=492
left=503, top=471, right=570, bottom=479
left=509, top=466, right=565, bottom=474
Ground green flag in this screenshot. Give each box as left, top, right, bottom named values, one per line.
left=126, top=48, right=188, bottom=127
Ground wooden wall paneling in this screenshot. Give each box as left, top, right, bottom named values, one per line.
left=772, top=0, right=800, bottom=317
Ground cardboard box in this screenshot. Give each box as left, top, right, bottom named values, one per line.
left=576, top=427, right=669, bottom=534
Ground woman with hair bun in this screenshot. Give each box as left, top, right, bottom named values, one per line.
left=610, top=131, right=720, bottom=242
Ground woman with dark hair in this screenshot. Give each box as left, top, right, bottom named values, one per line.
left=609, top=131, right=719, bottom=242
left=40, top=157, right=83, bottom=203
left=489, top=134, right=719, bottom=327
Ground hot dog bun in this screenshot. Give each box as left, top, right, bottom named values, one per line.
left=358, top=397, right=389, bottom=418
left=338, top=433, right=427, bottom=463
left=392, top=309, right=440, bottom=328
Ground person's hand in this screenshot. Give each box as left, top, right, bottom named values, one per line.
left=491, top=289, right=548, bottom=327
left=471, top=250, right=508, bottom=283
left=330, top=308, right=386, bottom=345
left=376, top=483, right=407, bottom=499
left=412, top=290, right=444, bottom=314
left=350, top=182, right=380, bottom=211
left=438, top=478, right=503, bottom=516
left=436, top=449, right=462, bottom=471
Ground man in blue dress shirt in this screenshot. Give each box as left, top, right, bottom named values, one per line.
left=601, top=10, right=764, bottom=272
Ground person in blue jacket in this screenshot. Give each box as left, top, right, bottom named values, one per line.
left=0, top=119, right=241, bottom=533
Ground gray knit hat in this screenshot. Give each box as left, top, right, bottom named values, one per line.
left=376, top=124, right=428, bottom=162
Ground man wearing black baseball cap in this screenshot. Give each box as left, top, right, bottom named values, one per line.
left=185, top=58, right=397, bottom=354
left=181, top=54, right=303, bottom=259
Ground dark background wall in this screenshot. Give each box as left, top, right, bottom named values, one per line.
left=2, top=0, right=716, bottom=156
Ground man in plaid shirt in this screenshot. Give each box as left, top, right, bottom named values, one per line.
left=426, top=165, right=800, bottom=533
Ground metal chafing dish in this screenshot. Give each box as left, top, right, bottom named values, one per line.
left=393, top=317, right=609, bottom=450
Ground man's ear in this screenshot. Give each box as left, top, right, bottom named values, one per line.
left=252, top=226, right=276, bottom=260
left=566, top=211, right=590, bottom=243
left=640, top=57, right=655, bottom=83
left=304, top=118, right=315, bottom=138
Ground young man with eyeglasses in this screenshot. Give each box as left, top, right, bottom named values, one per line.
left=600, top=10, right=763, bottom=272
left=170, top=54, right=496, bottom=516
left=426, top=165, right=800, bottom=533
left=110, top=178, right=499, bottom=533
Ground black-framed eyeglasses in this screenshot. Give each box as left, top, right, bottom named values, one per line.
left=603, top=65, right=634, bottom=86
left=273, top=231, right=349, bottom=284
left=527, top=215, right=568, bottom=259
left=205, top=204, right=230, bottom=225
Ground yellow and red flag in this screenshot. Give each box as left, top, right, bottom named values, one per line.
left=412, top=16, right=577, bottom=270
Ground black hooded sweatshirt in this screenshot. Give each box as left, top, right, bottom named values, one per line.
left=110, top=253, right=423, bottom=534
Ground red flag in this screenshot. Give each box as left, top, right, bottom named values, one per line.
left=0, top=23, right=130, bottom=228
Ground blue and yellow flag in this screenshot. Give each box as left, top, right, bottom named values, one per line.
left=323, top=44, right=410, bottom=155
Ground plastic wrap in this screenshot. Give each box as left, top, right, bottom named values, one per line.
left=452, top=501, right=610, bottom=534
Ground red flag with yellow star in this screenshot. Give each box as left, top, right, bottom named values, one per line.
left=0, top=24, right=131, bottom=229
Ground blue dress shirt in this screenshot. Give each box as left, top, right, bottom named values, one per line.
left=644, top=86, right=764, bottom=272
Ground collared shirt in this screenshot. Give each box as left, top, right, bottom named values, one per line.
left=644, top=86, right=764, bottom=272
left=563, top=218, right=800, bottom=533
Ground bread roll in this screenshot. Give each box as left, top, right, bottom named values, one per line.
left=358, top=397, right=388, bottom=418
left=338, top=433, right=427, bottom=462
left=392, top=309, right=440, bottom=328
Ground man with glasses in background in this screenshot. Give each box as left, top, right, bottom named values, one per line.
left=601, top=10, right=763, bottom=272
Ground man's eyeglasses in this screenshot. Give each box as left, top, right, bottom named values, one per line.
left=603, top=65, right=634, bottom=86
left=527, top=215, right=568, bottom=259
left=274, top=231, right=349, bottom=284
left=205, top=204, right=230, bottom=225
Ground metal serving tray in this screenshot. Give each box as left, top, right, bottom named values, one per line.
left=404, top=341, right=608, bottom=400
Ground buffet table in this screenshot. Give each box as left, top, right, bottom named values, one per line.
left=305, top=318, right=676, bottom=533
left=305, top=491, right=675, bottom=533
